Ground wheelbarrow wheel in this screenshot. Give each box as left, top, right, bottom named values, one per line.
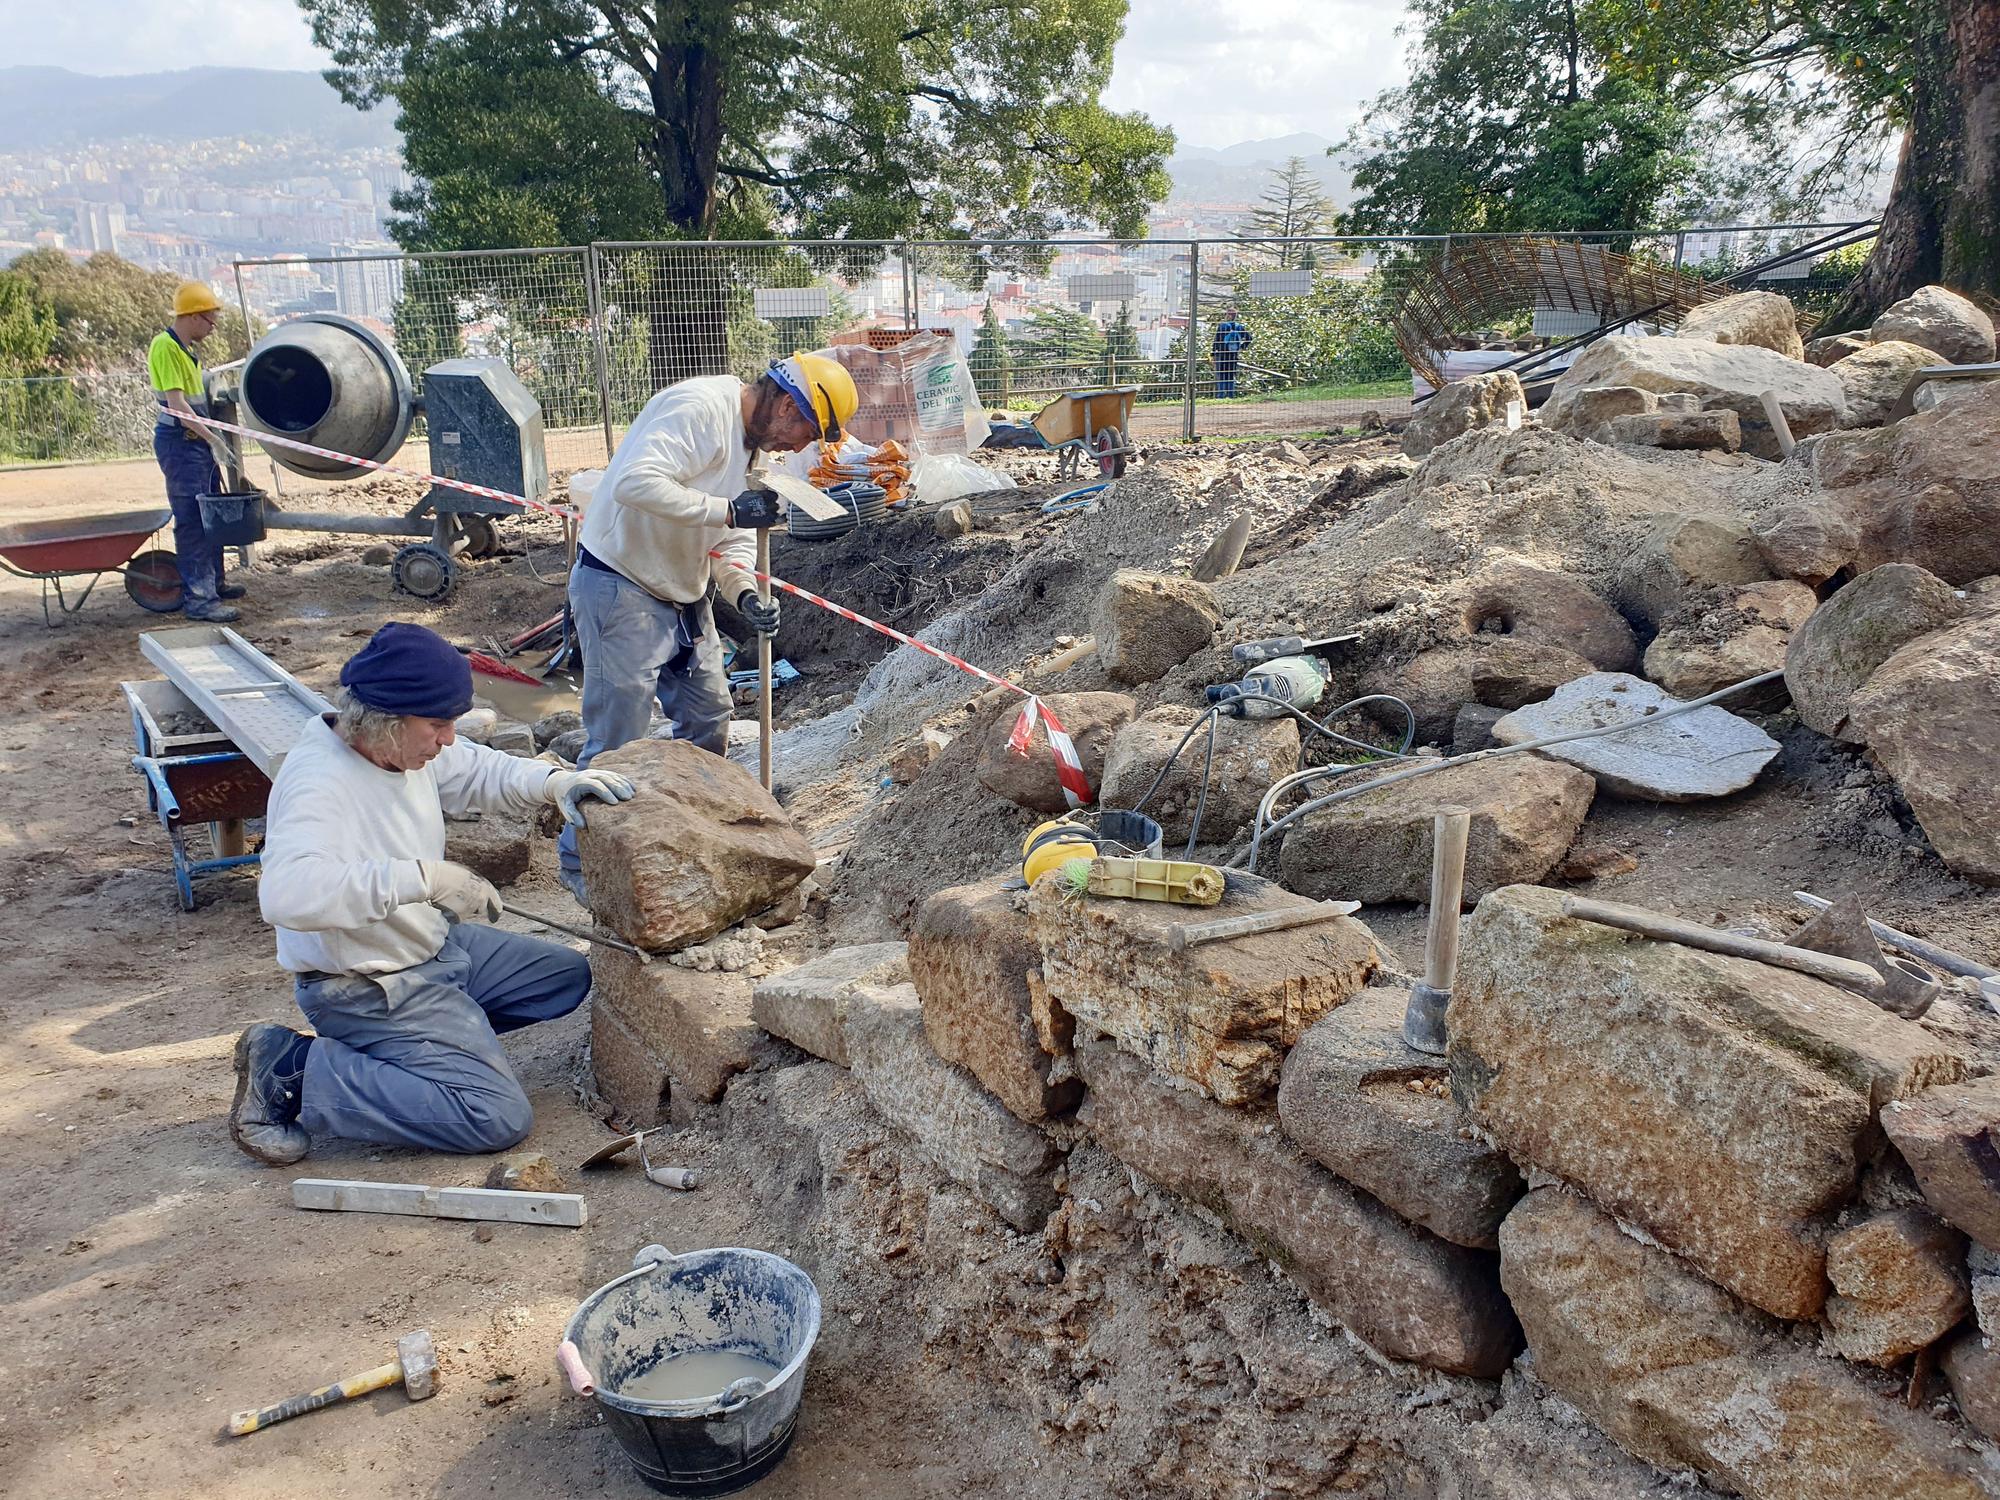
left=1093, top=425, right=1128, bottom=479
left=458, top=515, right=501, bottom=559
left=123, top=549, right=185, bottom=613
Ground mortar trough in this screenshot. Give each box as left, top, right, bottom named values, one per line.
left=560, top=1243, right=821, bottom=1495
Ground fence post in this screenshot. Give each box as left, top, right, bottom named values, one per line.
left=230, top=261, right=285, bottom=500
left=901, top=244, right=917, bottom=331
left=1184, top=241, right=1200, bottom=442
left=584, top=245, right=617, bottom=464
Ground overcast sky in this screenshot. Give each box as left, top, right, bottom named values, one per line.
left=16, top=0, right=1408, bottom=152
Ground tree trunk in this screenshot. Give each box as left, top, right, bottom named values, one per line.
left=1941, top=0, right=2000, bottom=298
left=636, top=7, right=731, bottom=389
left=1820, top=0, right=1999, bottom=332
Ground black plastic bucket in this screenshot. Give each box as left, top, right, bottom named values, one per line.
left=196, top=491, right=268, bottom=546
left=561, top=1244, right=821, bottom=1496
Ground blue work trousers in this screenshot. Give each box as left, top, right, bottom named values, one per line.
left=559, top=561, right=734, bottom=875
left=1214, top=353, right=1241, bottom=400
left=293, top=924, right=591, bottom=1154
left=153, top=424, right=225, bottom=606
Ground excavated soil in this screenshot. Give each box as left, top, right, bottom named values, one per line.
left=2, top=427, right=1996, bottom=1500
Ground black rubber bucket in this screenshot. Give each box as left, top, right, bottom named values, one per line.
left=560, top=1244, right=821, bottom=1496
left=196, top=491, right=268, bottom=546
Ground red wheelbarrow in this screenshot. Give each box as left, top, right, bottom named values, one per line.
left=0, top=508, right=183, bottom=626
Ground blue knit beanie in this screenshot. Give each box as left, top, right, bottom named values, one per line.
left=339, top=622, right=473, bottom=719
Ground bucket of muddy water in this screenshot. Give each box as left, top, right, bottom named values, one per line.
left=560, top=1243, right=822, bottom=1496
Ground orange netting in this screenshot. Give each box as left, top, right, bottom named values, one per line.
left=810, top=436, right=911, bottom=506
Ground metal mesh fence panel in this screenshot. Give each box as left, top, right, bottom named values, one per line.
left=907, top=238, right=1196, bottom=445
left=3, top=224, right=1867, bottom=469
left=0, top=371, right=157, bottom=463
left=591, top=241, right=897, bottom=443
left=1189, top=237, right=1422, bottom=437
left=232, top=247, right=609, bottom=475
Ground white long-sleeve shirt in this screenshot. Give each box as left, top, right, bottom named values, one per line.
left=580, top=375, right=759, bottom=606
left=259, top=718, right=556, bottom=976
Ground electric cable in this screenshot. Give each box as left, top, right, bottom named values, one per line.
left=1234, top=669, right=1785, bottom=873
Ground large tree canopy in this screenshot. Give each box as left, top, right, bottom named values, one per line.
left=7, top=250, right=257, bottom=370
left=1342, top=0, right=1702, bottom=237
left=1349, top=0, right=1998, bottom=320
left=1595, top=0, right=1999, bottom=325
left=300, top=0, right=1174, bottom=248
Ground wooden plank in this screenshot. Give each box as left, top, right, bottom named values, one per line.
left=292, top=1178, right=587, bottom=1228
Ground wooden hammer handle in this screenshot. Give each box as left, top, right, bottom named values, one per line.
left=226, top=1359, right=402, bottom=1437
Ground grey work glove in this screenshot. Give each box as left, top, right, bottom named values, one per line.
left=735, top=586, right=781, bottom=636
left=545, top=767, right=637, bottom=830
left=729, top=485, right=783, bottom=530
left=419, top=860, right=503, bottom=923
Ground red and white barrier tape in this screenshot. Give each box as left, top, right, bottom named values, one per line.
left=174, top=407, right=1093, bottom=806
left=177, top=409, right=582, bottom=522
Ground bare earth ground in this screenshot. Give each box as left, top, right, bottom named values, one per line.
left=2, top=441, right=1995, bottom=1500
left=0, top=470, right=1096, bottom=1500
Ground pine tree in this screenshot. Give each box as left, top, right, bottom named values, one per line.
left=1245, top=157, right=1335, bottom=267
left=1102, top=301, right=1141, bottom=384
left=970, top=300, right=1012, bottom=405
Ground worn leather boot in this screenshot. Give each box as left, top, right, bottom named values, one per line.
left=230, top=1023, right=312, bottom=1166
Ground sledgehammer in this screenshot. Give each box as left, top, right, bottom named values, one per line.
left=227, top=1329, right=436, bottom=1437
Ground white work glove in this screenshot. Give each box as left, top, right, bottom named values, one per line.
left=545, top=768, right=637, bottom=829
left=419, top=860, right=503, bottom=924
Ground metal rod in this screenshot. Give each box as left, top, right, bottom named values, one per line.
left=757, top=528, right=774, bottom=792
left=262, top=511, right=432, bottom=537
left=583, top=245, right=618, bottom=465
left=1169, top=901, right=1358, bottom=954
left=1183, top=239, right=1199, bottom=443
left=499, top=902, right=652, bottom=963
left=1561, top=896, right=1884, bottom=991
left=1792, top=891, right=1997, bottom=979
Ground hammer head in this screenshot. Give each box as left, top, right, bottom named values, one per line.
left=397, top=1330, right=438, bottom=1401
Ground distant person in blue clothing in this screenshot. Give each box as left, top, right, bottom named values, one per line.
left=1211, top=308, right=1251, bottom=399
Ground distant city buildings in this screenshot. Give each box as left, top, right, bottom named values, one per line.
left=0, top=132, right=1326, bottom=359
left=0, top=134, right=411, bottom=318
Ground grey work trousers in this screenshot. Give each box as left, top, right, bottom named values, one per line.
left=559, top=559, right=734, bottom=876
left=294, top=924, right=591, bottom=1154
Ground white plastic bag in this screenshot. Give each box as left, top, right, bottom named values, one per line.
left=567, top=468, right=604, bottom=512
left=905, top=338, right=992, bottom=455
left=910, top=451, right=1015, bottom=504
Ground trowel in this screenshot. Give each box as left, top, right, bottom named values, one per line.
left=578, top=1128, right=701, bottom=1190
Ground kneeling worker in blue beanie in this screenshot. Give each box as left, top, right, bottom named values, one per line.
left=230, top=622, right=636, bottom=1165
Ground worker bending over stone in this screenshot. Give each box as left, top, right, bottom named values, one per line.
left=558, top=353, right=859, bottom=899
left=230, top=623, right=634, bottom=1165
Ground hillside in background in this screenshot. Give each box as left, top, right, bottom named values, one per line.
left=1167, top=134, right=1352, bottom=208
left=0, top=67, right=400, bottom=150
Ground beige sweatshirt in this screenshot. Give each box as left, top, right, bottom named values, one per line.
left=579, top=375, right=759, bottom=605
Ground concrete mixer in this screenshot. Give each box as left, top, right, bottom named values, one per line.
left=198, top=314, right=549, bottom=602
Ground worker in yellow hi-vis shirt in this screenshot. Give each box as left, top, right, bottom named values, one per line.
left=148, top=281, right=244, bottom=622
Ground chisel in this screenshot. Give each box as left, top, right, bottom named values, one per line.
left=499, top=902, right=653, bottom=964
left=1231, top=633, right=1360, bottom=667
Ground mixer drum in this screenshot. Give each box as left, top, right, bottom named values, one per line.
left=238, top=314, right=416, bottom=480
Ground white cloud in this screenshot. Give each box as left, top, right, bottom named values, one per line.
left=1103, top=0, right=1408, bottom=150
left=12, top=0, right=329, bottom=75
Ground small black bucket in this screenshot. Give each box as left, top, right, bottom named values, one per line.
left=197, top=491, right=268, bottom=546
left=561, top=1244, right=822, bottom=1496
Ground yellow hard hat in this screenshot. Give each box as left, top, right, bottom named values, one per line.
left=173, top=281, right=222, bottom=317
left=788, top=351, right=859, bottom=441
